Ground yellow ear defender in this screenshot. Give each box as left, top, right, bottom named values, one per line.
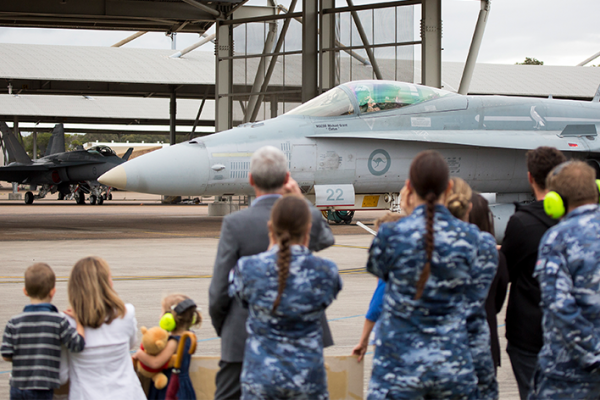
left=544, top=179, right=600, bottom=219
left=159, top=298, right=198, bottom=332
left=543, top=191, right=566, bottom=219
left=159, top=312, right=177, bottom=332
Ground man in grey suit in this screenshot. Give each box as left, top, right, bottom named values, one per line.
left=209, top=146, right=336, bottom=400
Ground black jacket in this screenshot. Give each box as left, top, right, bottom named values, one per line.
left=486, top=251, right=509, bottom=369
left=501, top=200, right=558, bottom=354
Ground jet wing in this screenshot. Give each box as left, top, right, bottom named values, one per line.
left=0, top=164, right=49, bottom=173
left=0, top=164, right=49, bottom=183
left=307, top=130, right=594, bottom=152
left=47, top=160, right=106, bottom=167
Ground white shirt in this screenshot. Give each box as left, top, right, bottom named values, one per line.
left=63, top=303, right=146, bottom=400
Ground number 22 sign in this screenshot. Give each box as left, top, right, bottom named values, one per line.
left=314, top=184, right=355, bottom=207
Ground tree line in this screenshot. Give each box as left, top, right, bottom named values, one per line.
left=20, top=132, right=189, bottom=159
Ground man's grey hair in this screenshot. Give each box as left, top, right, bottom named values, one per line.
left=250, top=146, right=289, bottom=192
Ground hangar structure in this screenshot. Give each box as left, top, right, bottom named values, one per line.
left=2, top=44, right=600, bottom=133
left=0, top=0, right=452, bottom=143
left=2, top=0, right=599, bottom=149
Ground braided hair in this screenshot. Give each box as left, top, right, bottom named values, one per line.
left=270, top=195, right=312, bottom=313
left=408, top=151, right=450, bottom=300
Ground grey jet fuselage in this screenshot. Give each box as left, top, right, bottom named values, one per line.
left=99, top=81, right=600, bottom=203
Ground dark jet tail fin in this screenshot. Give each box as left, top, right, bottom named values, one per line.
left=0, top=122, right=32, bottom=164
left=44, top=135, right=55, bottom=157
left=122, top=147, right=134, bottom=161
left=49, top=124, right=66, bottom=154
left=593, top=84, right=600, bottom=103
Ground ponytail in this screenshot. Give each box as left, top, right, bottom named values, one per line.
left=409, top=150, right=449, bottom=301
left=414, top=191, right=436, bottom=300
left=272, top=229, right=292, bottom=313
left=269, top=195, right=311, bottom=313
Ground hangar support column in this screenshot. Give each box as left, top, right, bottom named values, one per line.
left=10, top=118, right=21, bottom=200
left=215, top=19, right=233, bottom=132
left=169, top=85, right=177, bottom=145
left=320, top=0, right=337, bottom=91
left=302, top=0, right=318, bottom=102
left=421, top=0, right=442, bottom=88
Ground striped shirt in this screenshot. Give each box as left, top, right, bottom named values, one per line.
left=1, top=303, right=85, bottom=390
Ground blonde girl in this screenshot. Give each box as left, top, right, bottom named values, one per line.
left=64, top=256, right=146, bottom=400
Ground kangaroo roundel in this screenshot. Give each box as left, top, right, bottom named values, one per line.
left=368, top=149, right=391, bottom=176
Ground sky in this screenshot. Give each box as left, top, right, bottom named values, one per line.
left=0, top=0, right=599, bottom=66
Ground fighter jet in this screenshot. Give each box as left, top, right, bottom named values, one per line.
left=0, top=122, right=133, bottom=205
left=99, top=80, right=600, bottom=235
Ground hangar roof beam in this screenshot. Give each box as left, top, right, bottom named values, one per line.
left=458, top=0, right=491, bottom=95
left=346, top=0, right=382, bottom=80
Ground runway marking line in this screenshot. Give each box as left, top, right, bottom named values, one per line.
left=144, top=231, right=220, bottom=238
left=332, top=244, right=369, bottom=250
left=0, top=268, right=366, bottom=284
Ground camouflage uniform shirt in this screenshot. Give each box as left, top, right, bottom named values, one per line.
left=229, top=245, right=342, bottom=400
left=533, top=204, right=600, bottom=383
left=367, top=204, right=498, bottom=400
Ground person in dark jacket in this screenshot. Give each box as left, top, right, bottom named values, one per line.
left=470, top=193, right=509, bottom=373
left=500, top=146, right=566, bottom=400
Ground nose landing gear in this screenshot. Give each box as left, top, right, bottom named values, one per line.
left=326, top=210, right=355, bottom=224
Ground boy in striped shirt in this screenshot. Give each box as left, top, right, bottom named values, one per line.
left=1, top=263, right=85, bottom=400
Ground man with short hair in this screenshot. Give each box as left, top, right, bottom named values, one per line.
left=501, top=146, right=566, bottom=400
left=209, top=145, right=335, bottom=400
left=529, top=161, right=600, bottom=398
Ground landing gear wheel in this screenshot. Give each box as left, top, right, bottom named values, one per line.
left=89, top=195, right=97, bottom=205
left=327, top=210, right=355, bottom=224
left=102, top=194, right=107, bottom=200
left=57, top=192, right=65, bottom=201
left=24, top=191, right=34, bottom=205
left=108, top=193, right=113, bottom=200
left=75, top=192, right=85, bottom=205
left=97, top=196, right=104, bottom=205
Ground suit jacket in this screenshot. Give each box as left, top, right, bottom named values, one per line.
left=209, top=195, right=336, bottom=362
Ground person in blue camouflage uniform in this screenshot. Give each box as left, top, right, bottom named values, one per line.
left=529, top=161, right=600, bottom=399
left=229, top=195, right=342, bottom=400
left=367, top=150, right=498, bottom=400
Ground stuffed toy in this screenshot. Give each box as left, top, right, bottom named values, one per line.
left=134, top=326, right=176, bottom=390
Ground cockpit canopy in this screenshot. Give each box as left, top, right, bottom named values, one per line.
left=285, top=80, right=457, bottom=117
left=88, top=146, right=116, bottom=157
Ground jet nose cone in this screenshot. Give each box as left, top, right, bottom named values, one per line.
left=98, top=165, right=127, bottom=189
left=98, top=143, right=210, bottom=196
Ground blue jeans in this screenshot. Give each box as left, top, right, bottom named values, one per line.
left=10, top=387, right=53, bottom=400
left=507, top=342, right=539, bottom=400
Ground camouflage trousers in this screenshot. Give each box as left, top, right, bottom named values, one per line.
left=367, top=364, right=480, bottom=400
left=528, top=369, right=600, bottom=400
left=241, top=383, right=328, bottom=400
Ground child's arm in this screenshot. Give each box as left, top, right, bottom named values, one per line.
left=133, top=338, right=178, bottom=370
left=59, top=316, right=85, bottom=353
left=75, top=319, right=85, bottom=339
left=1, top=321, right=14, bottom=363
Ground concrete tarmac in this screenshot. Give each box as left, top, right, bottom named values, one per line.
left=0, top=192, right=519, bottom=399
